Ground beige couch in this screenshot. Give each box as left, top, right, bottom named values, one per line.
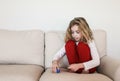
left=0, top=29, right=119, bottom=81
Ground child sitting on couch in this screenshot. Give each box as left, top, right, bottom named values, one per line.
left=52, top=17, right=100, bottom=73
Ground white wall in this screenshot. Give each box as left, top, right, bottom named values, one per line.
left=0, top=0, right=120, bottom=59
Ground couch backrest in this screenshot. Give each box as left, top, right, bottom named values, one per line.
left=0, top=29, right=44, bottom=66
left=45, top=30, right=107, bottom=68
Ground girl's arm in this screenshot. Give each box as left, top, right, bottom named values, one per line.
left=52, top=45, right=66, bottom=61
left=83, top=41, right=100, bottom=71
left=52, top=45, right=66, bottom=72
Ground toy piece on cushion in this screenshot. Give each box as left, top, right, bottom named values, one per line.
left=56, top=68, right=60, bottom=73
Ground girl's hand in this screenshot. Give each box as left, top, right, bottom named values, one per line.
left=52, top=60, right=59, bottom=73
left=68, top=63, right=84, bottom=72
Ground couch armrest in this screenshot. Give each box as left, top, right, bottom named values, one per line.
left=98, top=55, right=120, bottom=81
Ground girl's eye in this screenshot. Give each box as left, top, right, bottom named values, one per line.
left=71, top=31, right=74, bottom=34
left=76, top=31, right=80, bottom=34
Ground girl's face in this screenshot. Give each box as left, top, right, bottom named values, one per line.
left=71, top=25, right=82, bottom=42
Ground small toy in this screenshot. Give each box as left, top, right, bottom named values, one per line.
left=56, top=68, right=60, bottom=73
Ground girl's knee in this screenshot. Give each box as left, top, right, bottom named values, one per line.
left=77, top=42, right=90, bottom=53
left=78, top=42, right=89, bottom=48
left=65, top=40, right=76, bottom=47
left=65, top=40, right=79, bottom=64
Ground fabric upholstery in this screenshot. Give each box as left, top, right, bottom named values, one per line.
left=40, top=68, right=112, bottom=81
left=0, top=29, right=118, bottom=81
left=0, top=65, right=44, bottom=81
left=0, top=29, right=44, bottom=66
left=98, top=56, right=120, bottom=81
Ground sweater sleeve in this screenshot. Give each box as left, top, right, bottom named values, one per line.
left=83, top=41, right=100, bottom=71
left=52, top=45, right=66, bottom=61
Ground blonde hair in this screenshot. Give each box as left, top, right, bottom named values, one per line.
left=65, top=17, right=93, bottom=43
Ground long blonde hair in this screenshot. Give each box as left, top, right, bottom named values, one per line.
left=65, top=17, right=93, bottom=43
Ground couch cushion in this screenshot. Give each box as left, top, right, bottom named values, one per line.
left=0, top=65, right=44, bottom=81
left=0, top=29, right=44, bottom=66
left=92, top=30, right=106, bottom=58
left=45, top=30, right=106, bottom=68
left=40, top=68, right=112, bottom=81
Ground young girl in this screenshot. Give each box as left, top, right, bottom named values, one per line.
left=52, top=17, right=100, bottom=73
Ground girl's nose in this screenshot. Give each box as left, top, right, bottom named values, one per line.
left=74, top=33, right=77, bottom=36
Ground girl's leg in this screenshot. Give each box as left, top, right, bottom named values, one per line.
left=77, top=42, right=96, bottom=73
left=65, top=40, right=83, bottom=73
left=65, top=40, right=79, bottom=64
